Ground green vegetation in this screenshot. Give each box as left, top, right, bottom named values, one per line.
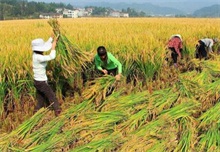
left=0, top=0, right=70, bottom=20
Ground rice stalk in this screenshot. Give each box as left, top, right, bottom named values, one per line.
left=70, top=134, right=120, bottom=152
left=198, top=102, right=220, bottom=128
left=48, top=19, right=91, bottom=79
left=174, top=117, right=197, bottom=152
left=197, top=124, right=220, bottom=152
left=82, top=75, right=117, bottom=102
left=149, top=88, right=179, bottom=114
left=0, top=108, right=49, bottom=151
left=100, top=90, right=150, bottom=111
left=84, top=110, right=127, bottom=130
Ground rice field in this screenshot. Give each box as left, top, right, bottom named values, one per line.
left=0, top=18, right=220, bottom=152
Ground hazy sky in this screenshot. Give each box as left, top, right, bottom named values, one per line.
left=29, top=0, right=220, bottom=12
left=27, top=0, right=219, bottom=14
left=30, top=0, right=220, bottom=4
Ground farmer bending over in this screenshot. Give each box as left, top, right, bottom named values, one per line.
left=167, top=34, right=183, bottom=68
left=94, top=46, right=122, bottom=81
left=195, top=38, right=219, bottom=60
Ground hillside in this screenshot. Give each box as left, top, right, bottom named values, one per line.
left=193, top=4, right=220, bottom=17
left=152, top=0, right=219, bottom=14
left=79, top=2, right=220, bottom=17
left=85, top=2, right=185, bottom=16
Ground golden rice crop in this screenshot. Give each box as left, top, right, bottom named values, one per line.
left=0, top=18, right=220, bottom=151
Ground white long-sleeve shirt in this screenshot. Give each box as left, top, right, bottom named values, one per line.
left=33, top=46, right=56, bottom=81
left=200, top=38, right=214, bottom=52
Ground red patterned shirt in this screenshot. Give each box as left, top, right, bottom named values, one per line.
left=167, top=37, right=183, bottom=55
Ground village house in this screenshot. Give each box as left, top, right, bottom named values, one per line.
left=39, top=7, right=128, bottom=19
left=63, top=9, right=79, bottom=18
left=77, top=8, right=90, bottom=17
left=39, top=13, right=63, bottom=19
left=109, top=11, right=121, bottom=17
left=109, top=11, right=129, bottom=18
left=120, top=13, right=129, bottom=17
left=55, top=8, right=63, bottom=14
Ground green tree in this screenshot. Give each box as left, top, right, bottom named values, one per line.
left=26, top=2, right=37, bottom=15
left=123, top=7, right=146, bottom=17
left=91, top=6, right=109, bottom=16
left=66, top=3, right=73, bottom=10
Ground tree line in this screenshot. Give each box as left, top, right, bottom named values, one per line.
left=86, top=6, right=146, bottom=17
left=0, top=0, right=146, bottom=20
left=0, top=0, right=73, bottom=20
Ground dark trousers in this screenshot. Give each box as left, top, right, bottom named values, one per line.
left=169, top=47, right=178, bottom=63
left=105, top=68, right=117, bottom=76
left=34, top=80, right=60, bottom=112
left=197, top=40, right=207, bottom=59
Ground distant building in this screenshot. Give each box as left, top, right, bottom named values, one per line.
left=55, top=8, right=63, bottom=14
left=86, top=8, right=93, bottom=14
left=120, top=13, right=129, bottom=18
left=40, top=7, right=128, bottom=19
left=77, top=8, right=91, bottom=17
left=39, top=13, right=63, bottom=19
left=109, top=11, right=121, bottom=17
left=109, top=11, right=129, bottom=18
left=63, top=9, right=79, bottom=18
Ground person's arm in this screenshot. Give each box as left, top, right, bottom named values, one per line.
left=47, top=37, right=53, bottom=43
left=208, top=40, right=214, bottom=53
left=37, top=50, right=56, bottom=62
left=108, top=53, right=122, bottom=80
left=173, top=39, right=181, bottom=59
left=94, top=55, right=102, bottom=71
left=108, top=53, right=122, bottom=74
left=175, top=46, right=181, bottom=57
left=94, top=55, right=108, bottom=74
left=37, top=35, right=58, bottom=62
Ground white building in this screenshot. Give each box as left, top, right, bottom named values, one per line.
left=55, top=8, right=63, bottom=13
left=39, top=13, right=63, bottom=19
left=109, top=11, right=121, bottom=17
left=63, top=9, right=79, bottom=18
left=86, top=8, right=93, bottom=14
left=120, top=13, right=129, bottom=18
left=109, top=11, right=129, bottom=18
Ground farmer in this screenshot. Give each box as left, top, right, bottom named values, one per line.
left=32, top=33, right=61, bottom=117
left=195, top=38, right=219, bottom=59
left=94, top=46, right=122, bottom=81
left=167, top=34, right=183, bottom=68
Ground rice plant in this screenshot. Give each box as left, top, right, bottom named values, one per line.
left=0, top=18, right=220, bottom=152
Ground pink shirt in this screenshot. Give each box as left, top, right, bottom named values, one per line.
left=168, top=37, right=183, bottom=54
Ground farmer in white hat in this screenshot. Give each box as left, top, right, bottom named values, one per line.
left=167, top=34, right=183, bottom=68
left=32, top=33, right=61, bottom=117
left=195, top=37, right=219, bottom=60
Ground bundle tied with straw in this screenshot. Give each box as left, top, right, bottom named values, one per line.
left=48, top=19, right=91, bottom=79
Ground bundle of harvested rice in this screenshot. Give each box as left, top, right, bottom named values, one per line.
left=48, top=19, right=91, bottom=79
left=82, top=75, right=117, bottom=104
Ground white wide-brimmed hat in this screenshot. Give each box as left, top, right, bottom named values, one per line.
left=31, top=38, right=52, bottom=52
left=170, top=34, right=182, bottom=41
